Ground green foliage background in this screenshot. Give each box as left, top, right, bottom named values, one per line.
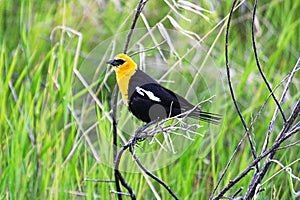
left=0, top=0, right=299, bottom=199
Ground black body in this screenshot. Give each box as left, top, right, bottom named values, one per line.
left=127, top=70, right=221, bottom=124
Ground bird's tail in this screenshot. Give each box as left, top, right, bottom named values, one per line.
left=188, top=110, right=222, bottom=125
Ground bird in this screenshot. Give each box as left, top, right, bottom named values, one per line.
left=107, top=53, right=221, bottom=124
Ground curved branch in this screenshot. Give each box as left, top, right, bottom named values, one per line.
left=114, top=145, right=136, bottom=200
left=251, top=0, right=287, bottom=123
left=213, top=118, right=300, bottom=199
left=224, top=0, right=258, bottom=166
left=129, top=148, right=179, bottom=200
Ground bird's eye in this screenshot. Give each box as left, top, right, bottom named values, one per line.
left=115, top=59, right=126, bottom=65
left=107, top=58, right=126, bottom=67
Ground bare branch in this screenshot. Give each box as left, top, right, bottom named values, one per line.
left=114, top=145, right=136, bottom=200
left=129, top=40, right=166, bottom=57
left=212, top=121, right=299, bottom=199
left=269, top=159, right=300, bottom=183
left=244, top=97, right=300, bottom=198
left=224, top=0, right=258, bottom=167
left=123, top=0, right=149, bottom=54
left=262, top=57, right=300, bottom=152
left=112, top=85, right=122, bottom=199
left=84, top=178, right=115, bottom=183
left=211, top=54, right=300, bottom=199
left=251, top=0, right=287, bottom=123
left=110, top=190, right=131, bottom=197
left=276, top=139, right=300, bottom=150
left=209, top=133, right=249, bottom=200
left=129, top=148, right=179, bottom=200
left=113, top=1, right=150, bottom=199
left=210, top=56, right=297, bottom=199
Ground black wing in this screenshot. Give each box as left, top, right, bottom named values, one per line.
left=128, top=70, right=221, bottom=124
left=127, top=70, right=181, bottom=122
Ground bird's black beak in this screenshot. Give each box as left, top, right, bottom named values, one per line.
left=107, top=59, right=116, bottom=66
left=107, top=58, right=125, bottom=67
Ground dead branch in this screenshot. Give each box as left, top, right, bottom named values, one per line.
left=210, top=0, right=300, bottom=198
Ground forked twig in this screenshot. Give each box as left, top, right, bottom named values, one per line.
left=114, top=120, right=180, bottom=200
left=210, top=0, right=300, bottom=198
left=212, top=116, right=300, bottom=199
left=209, top=65, right=295, bottom=199
left=244, top=98, right=300, bottom=198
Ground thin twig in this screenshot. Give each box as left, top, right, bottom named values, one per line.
left=217, top=77, right=300, bottom=199
left=123, top=0, right=149, bottom=54
left=277, top=140, right=300, bottom=150
left=262, top=57, right=300, bottom=152
left=249, top=0, right=299, bottom=195
left=210, top=0, right=300, bottom=197
left=110, top=190, right=131, bottom=196
left=113, top=123, right=159, bottom=198
left=84, top=178, right=115, bottom=183
left=210, top=56, right=297, bottom=198
left=224, top=0, right=258, bottom=166
left=251, top=0, right=287, bottom=123
left=129, top=40, right=166, bottom=57
left=232, top=187, right=243, bottom=198
left=244, top=98, right=300, bottom=198
left=112, top=84, right=122, bottom=199
left=129, top=148, right=180, bottom=200
left=114, top=145, right=136, bottom=200
left=213, top=119, right=300, bottom=199
left=209, top=132, right=249, bottom=200
left=114, top=121, right=179, bottom=199
left=269, top=159, right=300, bottom=182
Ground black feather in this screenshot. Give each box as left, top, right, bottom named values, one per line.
left=127, top=70, right=221, bottom=124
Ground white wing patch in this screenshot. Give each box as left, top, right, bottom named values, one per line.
left=136, top=86, right=161, bottom=102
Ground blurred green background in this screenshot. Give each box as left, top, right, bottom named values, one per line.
left=0, top=0, right=299, bottom=199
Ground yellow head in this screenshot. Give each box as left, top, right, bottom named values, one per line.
left=107, top=54, right=137, bottom=104
left=107, top=53, right=137, bottom=78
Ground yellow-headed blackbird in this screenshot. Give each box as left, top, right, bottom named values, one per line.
left=107, top=53, right=221, bottom=124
